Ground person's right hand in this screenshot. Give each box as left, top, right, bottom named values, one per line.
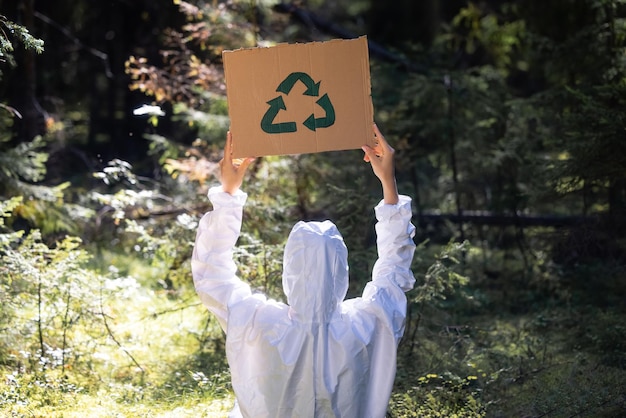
left=219, top=131, right=255, bottom=195
left=362, top=124, right=399, bottom=204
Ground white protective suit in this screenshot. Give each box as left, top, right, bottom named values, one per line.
left=192, top=186, right=416, bottom=418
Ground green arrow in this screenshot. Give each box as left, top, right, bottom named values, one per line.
left=303, top=94, right=336, bottom=132
left=261, top=96, right=297, bottom=134
left=276, top=72, right=320, bottom=96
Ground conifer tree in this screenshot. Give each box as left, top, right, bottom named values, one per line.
left=0, top=14, right=46, bottom=195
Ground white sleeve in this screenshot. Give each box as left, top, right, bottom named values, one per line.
left=191, top=186, right=252, bottom=332
left=360, top=194, right=416, bottom=340
left=372, top=194, right=416, bottom=292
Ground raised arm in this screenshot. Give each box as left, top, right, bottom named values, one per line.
left=362, top=124, right=415, bottom=290
left=191, top=132, right=255, bottom=332
left=360, top=125, right=416, bottom=338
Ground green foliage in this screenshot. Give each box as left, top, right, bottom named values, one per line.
left=171, top=99, right=231, bottom=141
left=558, top=84, right=626, bottom=185
left=471, top=310, right=626, bottom=417
left=2, top=0, right=626, bottom=416
left=390, top=380, right=484, bottom=417
left=0, top=14, right=47, bottom=207
left=0, top=135, right=51, bottom=197
left=0, top=136, right=47, bottom=182
left=0, top=226, right=98, bottom=370
left=90, top=158, right=198, bottom=291
left=0, top=14, right=44, bottom=73
left=0, top=195, right=22, bottom=229
left=448, top=2, right=526, bottom=71
left=234, top=230, right=286, bottom=301
left=412, top=240, right=470, bottom=305
left=0, top=136, right=93, bottom=236
left=1, top=193, right=236, bottom=415
left=118, top=2, right=625, bottom=416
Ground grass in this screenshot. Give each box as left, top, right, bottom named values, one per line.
left=0, top=249, right=236, bottom=417
left=4, top=392, right=235, bottom=418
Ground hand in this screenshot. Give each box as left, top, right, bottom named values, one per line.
left=362, top=124, right=395, bottom=182
left=219, top=131, right=255, bottom=195
left=362, top=124, right=399, bottom=204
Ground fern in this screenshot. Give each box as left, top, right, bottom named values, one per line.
left=0, top=136, right=48, bottom=183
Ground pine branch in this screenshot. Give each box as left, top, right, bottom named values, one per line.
left=0, top=13, right=43, bottom=70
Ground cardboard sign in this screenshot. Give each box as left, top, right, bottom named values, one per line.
left=223, top=36, right=375, bottom=158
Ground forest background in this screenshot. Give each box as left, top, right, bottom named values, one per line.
left=1, top=0, right=625, bottom=417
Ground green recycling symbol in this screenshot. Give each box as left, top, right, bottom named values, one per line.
left=261, top=72, right=336, bottom=134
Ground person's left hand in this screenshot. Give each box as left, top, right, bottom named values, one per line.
left=219, top=131, right=255, bottom=195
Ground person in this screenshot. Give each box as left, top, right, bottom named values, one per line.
left=192, top=124, right=416, bottom=418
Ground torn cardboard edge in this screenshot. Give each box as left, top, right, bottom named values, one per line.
left=223, top=36, right=376, bottom=158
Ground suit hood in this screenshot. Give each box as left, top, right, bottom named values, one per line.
left=282, top=220, right=349, bottom=323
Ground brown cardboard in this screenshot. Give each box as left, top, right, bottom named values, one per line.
left=223, top=36, right=375, bottom=158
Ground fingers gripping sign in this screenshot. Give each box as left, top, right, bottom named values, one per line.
left=362, top=124, right=395, bottom=175
left=362, top=124, right=399, bottom=205
left=220, top=131, right=255, bottom=195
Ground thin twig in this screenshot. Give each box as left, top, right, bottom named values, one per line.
left=33, top=11, right=112, bottom=78
left=139, top=299, right=202, bottom=321
left=61, top=282, right=71, bottom=372
left=37, top=274, right=45, bottom=360
left=98, top=285, right=145, bottom=374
